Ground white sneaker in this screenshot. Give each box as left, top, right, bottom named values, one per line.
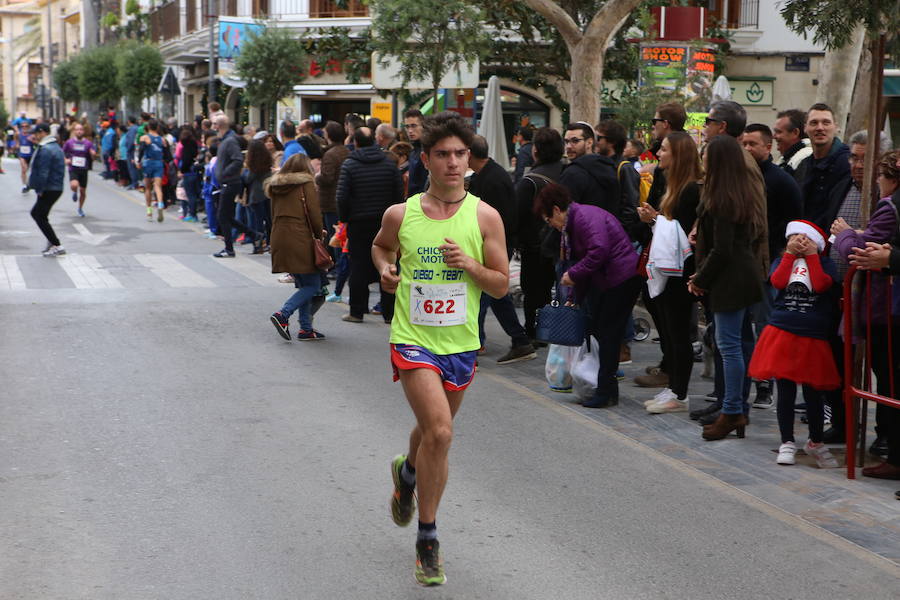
left=42, top=245, right=66, bottom=257
left=647, top=398, right=688, bottom=414
left=644, top=388, right=676, bottom=407
left=804, top=440, right=839, bottom=469
left=776, top=441, right=796, bottom=465
left=278, top=274, right=295, bottom=284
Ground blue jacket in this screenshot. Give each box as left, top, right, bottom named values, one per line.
left=101, top=128, right=116, bottom=153
left=280, top=139, right=307, bottom=166
left=406, top=140, right=427, bottom=197
left=124, top=125, right=139, bottom=159
left=28, top=136, right=65, bottom=194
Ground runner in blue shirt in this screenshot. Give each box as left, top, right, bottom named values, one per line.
left=15, top=121, right=36, bottom=193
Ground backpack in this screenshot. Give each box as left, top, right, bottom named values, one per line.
left=618, top=160, right=651, bottom=206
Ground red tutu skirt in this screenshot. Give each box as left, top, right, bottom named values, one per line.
left=748, top=325, right=841, bottom=391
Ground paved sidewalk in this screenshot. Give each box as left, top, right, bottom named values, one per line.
left=477, top=325, right=900, bottom=566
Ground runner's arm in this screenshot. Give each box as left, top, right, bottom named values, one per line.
left=372, top=204, right=406, bottom=294
left=440, top=202, right=509, bottom=299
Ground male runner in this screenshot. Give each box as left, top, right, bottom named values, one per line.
left=138, top=119, right=168, bottom=222
left=372, top=112, right=508, bottom=586
left=16, top=121, right=35, bottom=193
left=62, top=123, right=98, bottom=217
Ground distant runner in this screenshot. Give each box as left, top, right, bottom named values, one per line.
left=138, top=119, right=169, bottom=222
left=62, top=123, right=98, bottom=217
left=16, top=121, right=35, bottom=193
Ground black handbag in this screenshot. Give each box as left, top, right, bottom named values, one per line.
left=534, top=289, right=586, bottom=347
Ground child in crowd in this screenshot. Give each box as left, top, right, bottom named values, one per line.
left=326, top=221, right=350, bottom=303
left=748, top=220, right=841, bottom=468
left=202, top=141, right=219, bottom=239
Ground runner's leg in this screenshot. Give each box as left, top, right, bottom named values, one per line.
left=400, top=368, right=464, bottom=523
left=20, top=158, right=28, bottom=187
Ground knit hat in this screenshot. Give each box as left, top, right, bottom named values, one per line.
left=785, top=220, right=826, bottom=252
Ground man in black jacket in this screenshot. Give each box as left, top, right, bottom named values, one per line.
left=337, top=127, right=404, bottom=322
left=213, top=114, right=260, bottom=257
left=468, top=135, right=536, bottom=364
left=799, top=103, right=850, bottom=229
left=594, top=119, right=640, bottom=238
left=512, top=126, right=534, bottom=184
left=404, top=109, right=427, bottom=197
left=558, top=122, right=635, bottom=235
left=515, top=127, right=564, bottom=341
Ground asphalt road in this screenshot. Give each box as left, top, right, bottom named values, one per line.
left=2, top=160, right=898, bottom=599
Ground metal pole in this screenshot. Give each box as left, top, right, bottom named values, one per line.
left=208, top=0, right=217, bottom=105
left=46, top=2, right=55, bottom=119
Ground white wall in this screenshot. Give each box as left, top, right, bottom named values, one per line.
left=735, top=0, right=824, bottom=54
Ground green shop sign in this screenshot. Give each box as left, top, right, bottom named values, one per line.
left=729, top=78, right=774, bottom=106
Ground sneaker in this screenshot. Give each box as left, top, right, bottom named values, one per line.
left=635, top=372, right=669, bottom=388
left=752, top=387, right=774, bottom=409
left=616, top=369, right=625, bottom=381
left=184, top=215, right=198, bottom=222
left=71, top=190, right=78, bottom=202
left=804, top=440, right=839, bottom=469
left=270, top=312, right=291, bottom=341
left=497, top=344, right=537, bottom=364
left=415, top=539, right=446, bottom=586
left=325, top=293, right=342, bottom=302
left=390, top=455, right=416, bottom=527
left=205, top=232, right=218, bottom=239
left=77, top=207, right=85, bottom=217
left=647, top=398, right=688, bottom=414
left=342, top=314, right=363, bottom=323
left=146, top=207, right=153, bottom=222
left=21, top=186, right=29, bottom=194
left=41, top=245, right=66, bottom=257
left=644, top=388, right=676, bottom=407
left=157, top=201, right=164, bottom=222
left=371, top=302, right=382, bottom=315
left=213, top=249, right=235, bottom=258
left=777, top=441, right=796, bottom=465
left=278, top=274, right=295, bottom=284
left=296, top=329, right=326, bottom=341
left=619, top=344, right=632, bottom=365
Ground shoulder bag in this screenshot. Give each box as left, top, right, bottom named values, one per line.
left=534, top=286, right=586, bottom=347
left=299, top=188, right=335, bottom=272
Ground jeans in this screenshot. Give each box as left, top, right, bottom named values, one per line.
left=334, top=253, right=350, bottom=296
left=713, top=308, right=755, bottom=415
left=127, top=158, right=140, bottom=188
left=205, top=191, right=219, bottom=234
left=248, top=200, right=271, bottom=244
left=30, top=190, right=62, bottom=246
left=585, top=276, right=642, bottom=401
left=217, top=183, right=258, bottom=252
left=280, top=273, right=322, bottom=331
left=478, top=292, right=530, bottom=348
left=181, top=172, right=201, bottom=218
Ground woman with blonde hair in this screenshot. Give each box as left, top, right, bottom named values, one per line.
left=638, top=131, right=704, bottom=413
left=268, top=153, right=328, bottom=341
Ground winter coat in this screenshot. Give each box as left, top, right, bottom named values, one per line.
left=469, top=158, right=517, bottom=250
left=760, top=156, right=803, bottom=259
left=315, top=143, right=350, bottom=214
left=215, top=130, right=244, bottom=185
left=800, top=138, right=850, bottom=228
left=558, top=153, right=638, bottom=236
left=693, top=201, right=767, bottom=313
left=564, top=202, right=639, bottom=302
left=336, top=145, right=403, bottom=223
left=28, top=136, right=65, bottom=194
left=265, top=172, right=321, bottom=275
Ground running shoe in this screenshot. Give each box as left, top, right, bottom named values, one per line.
left=77, top=208, right=85, bottom=218
left=326, top=293, right=343, bottom=302
left=41, top=245, right=66, bottom=257
left=21, top=186, right=29, bottom=194
left=270, top=312, right=291, bottom=341
left=296, top=329, right=326, bottom=341
left=371, top=302, right=382, bottom=315
left=157, top=201, right=164, bottom=222
left=184, top=215, right=198, bottom=222
left=72, top=190, right=78, bottom=202
left=213, top=249, right=236, bottom=258
left=415, top=539, right=446, bottom=586
left=390, top=455, right=416, bottom=526
left=146, top=207, right=153, bottom=222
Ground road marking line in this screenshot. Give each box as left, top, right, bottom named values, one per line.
left=479, top=370, right=900, bottom=575
left=0, top=255, right=26, bottom=290
left=56, top=255, right=123, bottom=289
left=213, top=255, right=280, bottom=287
left=134, top=254, right=215, bottom=288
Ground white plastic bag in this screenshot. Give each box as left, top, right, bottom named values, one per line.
left=571, top=339, right=600, bottom=401
left=545, top=344, right=578, bottom=392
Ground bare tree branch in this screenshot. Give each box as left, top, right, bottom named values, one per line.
left=522, top=0, right=582, bottom=51
left=584, top=0, right=643, bottom=44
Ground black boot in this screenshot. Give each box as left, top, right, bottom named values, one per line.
left=690, top=400, right=722, bottom=421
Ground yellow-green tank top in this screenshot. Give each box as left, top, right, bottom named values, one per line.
left=389, top=193, right=484, bottom=354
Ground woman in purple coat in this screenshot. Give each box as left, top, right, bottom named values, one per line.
left=534, top=183, right=641, bottom=408
left=832, top=150, right=900, bottom=462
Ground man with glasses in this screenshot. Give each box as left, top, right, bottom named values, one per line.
left=404, top=108, right=427, bottom=196
left=558, top=122, right=621, bottom=222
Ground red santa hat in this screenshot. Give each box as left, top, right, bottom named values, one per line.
left=785, top=220, right=827, bottom=252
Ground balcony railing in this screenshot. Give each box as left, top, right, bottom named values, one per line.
left=149, top=1, right=181, bottom=42
left=704, top=0, right=759, bottom=29
left=737, top=0, right=759, bottom=28
left=309, top=0, right=368, bottom=18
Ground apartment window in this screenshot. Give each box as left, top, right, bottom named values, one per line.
left=28, top=63, right=42, bottom=97
left=222, top=0, right=238, bottom=16
left=309, top=0, right=368, bottom=18
left=187, top=0, right=197, bottom=32
left=253, top=0, right=269, bottom=17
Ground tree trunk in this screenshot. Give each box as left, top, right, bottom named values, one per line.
left=815, top=24, right=865, bottom=139
left=860, top=34, right=885, bottom=226
left=569, top=43, right=605, bottom=124
left=845, top=42, right=873, bottom=136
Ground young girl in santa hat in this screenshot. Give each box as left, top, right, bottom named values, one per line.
left=748, top=220, right=841, bottom=468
